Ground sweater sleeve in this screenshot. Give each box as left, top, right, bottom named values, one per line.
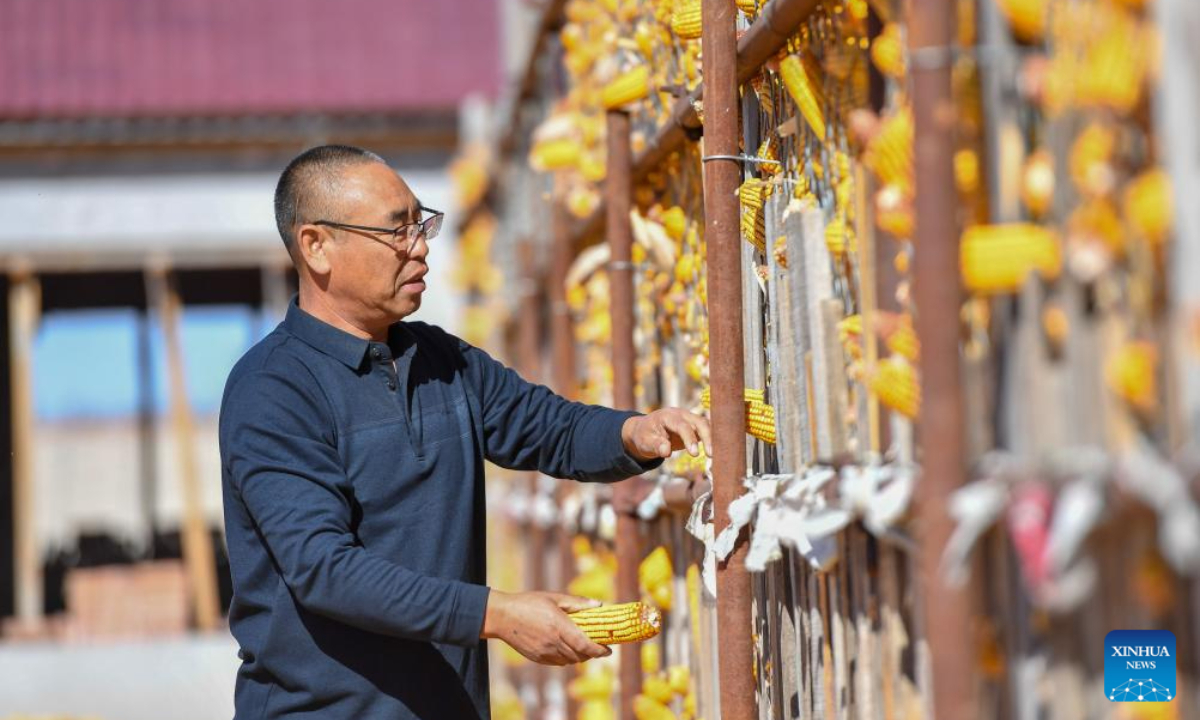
left=221, top=369, right=490, bottom=646
left=455, top=338, right=662, bottom=481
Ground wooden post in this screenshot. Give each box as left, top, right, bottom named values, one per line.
left=9, top=268, right=41, bottom=625
left=145, top=267, right=221, bottom=632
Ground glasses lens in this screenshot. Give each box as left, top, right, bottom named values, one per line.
left=423, top=214, right=443, bottom=241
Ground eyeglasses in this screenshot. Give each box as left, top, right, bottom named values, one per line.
left=312, top=205, right=444, bottom=253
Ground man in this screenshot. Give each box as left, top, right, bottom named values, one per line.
left=219, top=145, right=711, bottom=719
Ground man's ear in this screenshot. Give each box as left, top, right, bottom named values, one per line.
left=296, top=225, right=332, bottom=276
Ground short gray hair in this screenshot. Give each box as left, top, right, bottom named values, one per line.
left=274, top=145, right=386, bottom=254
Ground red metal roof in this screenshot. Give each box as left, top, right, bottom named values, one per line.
left=0, top=0, right=501, bottom=119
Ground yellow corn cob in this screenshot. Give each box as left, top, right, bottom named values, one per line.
left=825, top=215, right=856, bottom=257
left=954, top=149, right=980, bottom=195
left=735, top=0, right=761, bottom=17
left=700, top=387, right=775, bottom=443
left=662, top=206, right=687, bottom=242
left=669, top=446, right=707, bottom=476
left=667, top=665, right=691, bottom=696
left=1021, top=150, right=1055, bottom=218
left=1124, top=168, right=1173, bottom=246
left=997, top=0, right=1048, bottom=41
left=700, top=387, right=764, bottom=407
left=580, top=151, right=607, bottom=183
left=570, top=602, right=662, bottom=645
left=885, top=320, right=920, bottom=362
left=871, top=356, right=921, bottom=419
left=641, top=641, right=662, bottom=675
left=580, top=700, right=617, bottom=720
left=864, top=107, right=913, bottom=193
left=530, top=137, right=582, bottom=171
left=634, top=22, right=656, bottom=60
left=638, top=546, right=673, bottom=606
left=643, top=673, right=675, bottom=705
left=960, top=224, right=1062, bottom=294
left=779, top=54, right=826, bottom=140
left=569, top=667, right=616, bottom=701
left=633, top=694, right=677, bottom=720
left=603, top=65, right=651, bottom=109
left=871, top=23, right=906, bottom=79
left=671, top=0, right=702, bottom=40
left=738, top=178, right=770, bottom=252
left=569, top=562, right=616, bottom=602
left=1079, top=21, right=1145, bottom=115
left=746, top=398, right=776, bottom=444
left=1107, top=341, right=1158, bottom=414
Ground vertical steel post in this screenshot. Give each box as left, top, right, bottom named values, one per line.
left=702, top=0, right=757, bottom=717
left=606, top=108, right=642, bottom=720
left=910, top=2, right=975, bottom=718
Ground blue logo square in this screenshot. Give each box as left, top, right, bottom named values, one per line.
left=1105, top=630, right=1176, bottom=702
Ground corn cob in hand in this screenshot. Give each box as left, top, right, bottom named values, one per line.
left=570, top=601, right=662, bottom=645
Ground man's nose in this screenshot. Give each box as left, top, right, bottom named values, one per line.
left=407, top=233, right=430, bottom=260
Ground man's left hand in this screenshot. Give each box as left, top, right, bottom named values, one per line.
left=621, top=408, right=712, bottom=462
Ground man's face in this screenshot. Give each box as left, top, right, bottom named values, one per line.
left=318, top=162, right=430, bottom=323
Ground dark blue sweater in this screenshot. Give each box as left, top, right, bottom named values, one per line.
left=219, top=299, right=656, bottom=719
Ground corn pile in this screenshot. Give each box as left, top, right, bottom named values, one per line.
left=570, top=601, right=662, bottom=645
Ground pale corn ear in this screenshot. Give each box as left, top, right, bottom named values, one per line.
left=570, top=601, right=662, bottom=645
left=779, top=54, right=826, bottom=140
left=602, top=65, right=651, bottom=110
left=871, top=356, right=921, bottom=419
left=960, top=223, right=1061, bottom=294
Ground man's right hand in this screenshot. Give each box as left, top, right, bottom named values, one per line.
left=480, top=590, right=613, bottom=666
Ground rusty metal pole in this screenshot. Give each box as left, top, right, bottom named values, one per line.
left=702, top=0, right=757, bottom=717
left=516, top=239, right=548, bottom=717
left=549, top=202, right=582, bottom=720
left=910, top=2, right=974, bottom=718
left=550, top=205, right=579, bottom=403
left=606, top=108, right=642, bottom=720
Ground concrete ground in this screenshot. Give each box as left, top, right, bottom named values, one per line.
left=0, top=632, right=238, bottom=720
